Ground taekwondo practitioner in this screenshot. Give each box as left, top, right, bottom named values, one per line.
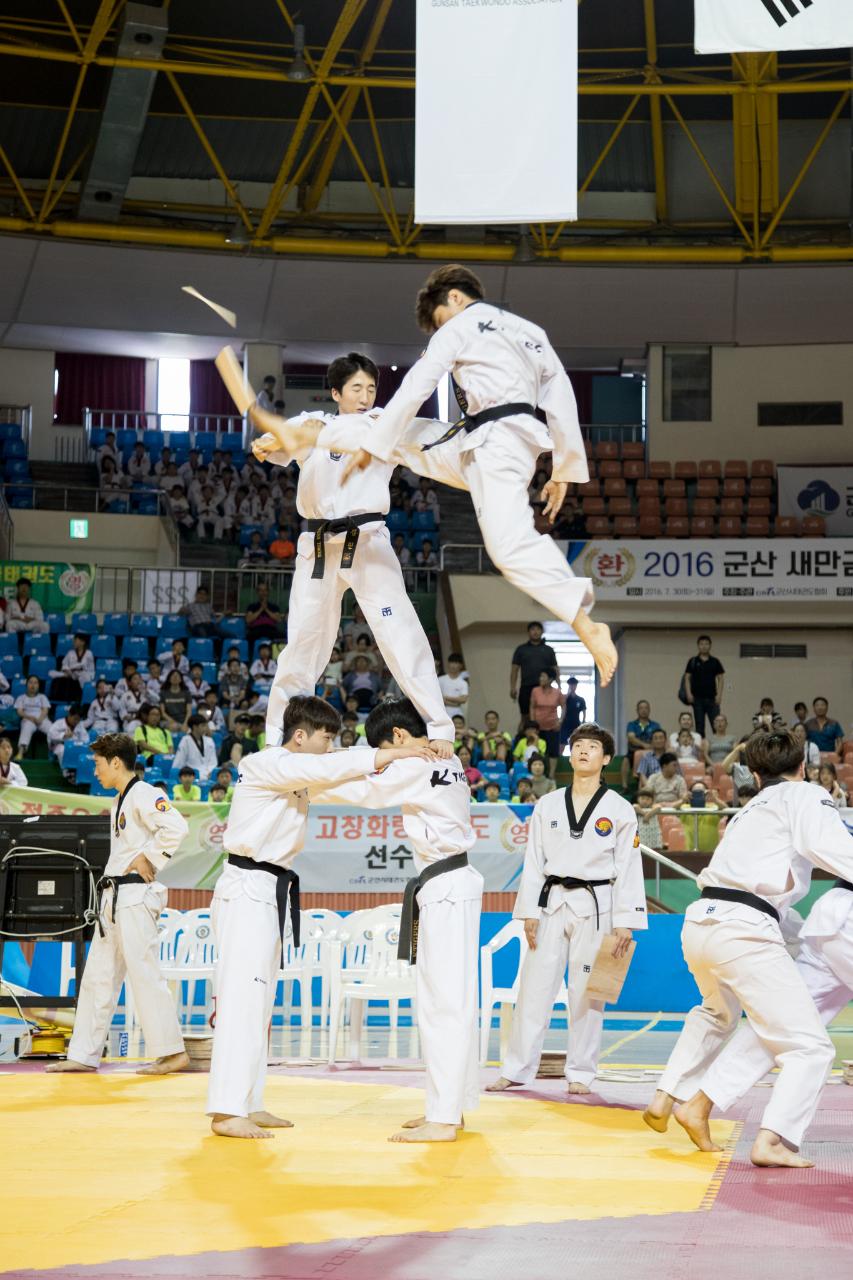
left=297, top=264, right=616, bottom=687
left=311, top=698, right=482, bottom=1143
left=206, top=695, right=436, bottom=1139
left=253, top=352, right=454, bottom=757
left=643, top=728, right=853, bottom=1168
left=487, top=723, right=646, bottom=1094
left=46, top=734, right=189, bottom=1075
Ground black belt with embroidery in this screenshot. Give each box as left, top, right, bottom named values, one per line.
left=95, top=873, right=146, bottom=937
left=304, top=512, right=383, bottom=580
left=397, top=852, right=470, bottom=964
left=421, top=402, right=536, bottom=452
left=700, top=886, right=780, bottom=923
left=227, top=854, right=301, bottom=946
left=537, top=875, right=613, bottom=929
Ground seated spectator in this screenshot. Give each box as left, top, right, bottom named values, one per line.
left=317, top=645, right=344, bottom=701
left=214, top=765, right=236, bottom=799
left=752, top=698, right=784, bottom=732
left=185, top=661, right=210, bottom=704
left=245, top=581, right=285, bottom=642
left=528, top=753, right=556, bottom=798
left=179, top=447, right=203, bottom=487
left=480, top=738, right=512, bottom=775
left=668, top=711, right=703, bottom=753
left=339, top=727, right=357, bottom=749
left=96, top=430, right=121, bottom=471
left=173, top=767, right=201, bottom=802
left=250, top=642, right=277, bottom=690
left=0, top=666, right=12, bottom=713
left=529, top=670, right=566, bottom=776
left=238, top=531, right=270, bottom=568
left=145, top=658, right=163, bottom=702
left=513, top=721, right=547, bottom=764
left=634, top=789, right=664, bottom=849
left=47, top=704, right=87, bottom=769
left=721, top=735, right=754, bottom=794
left=413, top=476, right=440, bottom=522
left=0, top=734, right=28, bottom=785
left=438, top=652, right=469, bottom=721
left=479, top=710, right=512, bottom=756
left=255, top=484, right=277, bottom=535
left=114, top=659, right=139, bottom=698
left=457, top=744, right=485, bottom=798
left=220, top=657, right=250, bottom=707
left=245, top=713, right=266, bottom=752
left=210, top=783, right=227, bottom=803
left=126, top=441, right=152, bottom=483
left=636, top=728, right=668, bottom=779
left=160, top=668, right=193, bottom=734
left=83, top=678, right=119, bottom=735
left=269, top=525, right=296, bottom=563
left=218, top=713, right=255, bottom=765
left=392, top=533, right=411, bottom=567
left=674, top=727, right=703, bottom=762
left=676, top=782, right=723, bottom=812
left=478, top=780, right=506, bottom=806
left=153, top=445, right=174, bottom=478
left=792, top=721, right=820, bottom=767
left=626, top=700, right=663, bottom=754
left=552, top=497, right=587, bottom=540
left=218, top=645, right=249, bottom=683
left=199, top=688, right=226, bottom=733
left=644, top=754, right=688, bottom=806
left=818, top=762, right=847, bottom=809
left=158, top=638, right=189, bottom=676
left=451, top=713, right=469, bottom=747
left=790, top=701, right=808, bottom=728
left=804, top=697, right=844, bottom=754
left=173, top=714, right=218, bottom=780
left=99, top=457, right=129, bottom=511
left=341, top=655, right=381, bottom=710
left=50, top=633, right=95, bottom=702
left=133, top=704, right=174, bottom=763
left=706, top=713, right=736, bottom=764
left=168, top=484, right=194, bottom=533
left=6, top=577, right=49, bottom=635
left=340, top=604, right=370, bottom=651
left=416, top=538, right=438, bottom=568
left=118, top=672, right=147, bottom=732
left=342, top=633, right=380, bottom=672
left=179, top=585, right=222, bottom=637
left=513, top=777, right=536, bottom=805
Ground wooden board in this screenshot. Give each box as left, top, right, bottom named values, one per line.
left=585, top=935, right=636, bottom=1004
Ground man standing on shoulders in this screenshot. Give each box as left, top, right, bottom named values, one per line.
left=682, top=635, right=724, bottom=739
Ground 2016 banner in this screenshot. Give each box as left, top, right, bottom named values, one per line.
left=0, top=561, right=95, bottom=613
left=777, top=466, right=853, bottom=538
left=695, top=0, right=853, bottom=53
left=415, top=0, right=578, bottom=224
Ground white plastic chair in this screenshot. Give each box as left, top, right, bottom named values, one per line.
left=479, top=919, right=569, bottom=1064
left=161, top=908, right=217, bottom=1025
left=299, top=909, right=345, bottom=1027
left=124, top=907, right=185, bottom=1033
left=327, top=906, right=416, bottom=1064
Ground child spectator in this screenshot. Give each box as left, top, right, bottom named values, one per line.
left=513, top=776, right=536, bottom=805
left=392, top=533, right=411, bottom=567
left=153, top=445, right=174, bottom=477
left=416, top=537, right=438, bottom=568
left=118, top=672, right=147, bottom=732
left=752, top=697, right=784, bottom=732
left=145, top=658, right=163, bottom=702
left=6, top=577, right=49, bottom=635
left=413, top=476, right=440, bottom=522
left=527, top=753, right=556, bottom=798
left=674, top=727, right=703, bottom=762
left=185, top=661, right=210, bottom=705
left=668, top=711, right=703, bottom=753
left=47, top=704, right=87, bottom=769
left=513, top=721, right=547, bottom=765
left=238, top=531, right=270, bottom=568
left=83, top=678, right=119, bottom=735
left=479, top=780, right=506, bottom=805
left=250, top=642, right=277, bottom=690
left=339, top=728, right=357, bottom=748
left=173, top=714, right=219, bottom=780
left=96, top=430, right=120, bottom=471
left=268, top=525, right=296, bottom=563
left=458, top=744, right=485, bottom=798
left=126, top=441, right=152, bottom=482
left=195, top=486, right=222, bottom=540
left=99, top=457, right=128, bottom=511
left=50, top=633, right=95, bottom=702
left=210, top=782, right=227, bottom=803
left=173, top=767, right=201, bottom=802
left=819, top=762, right=847, bottom=809
left=114, top=659, right=139, bottom=699
left=158, top=638, right=189, bottom=676
left=199, top=688, right=226, bottom=733
left=168, top=484, right=194, bottom=533
left=634, top=789, right=664, bottom=849
left=218, top=645, right=249, bottom=683
left=214, top=765, right=236, bottom=800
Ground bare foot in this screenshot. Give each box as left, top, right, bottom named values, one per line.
left=249, top=1110, right=294, bottom=1128
left=401, top=1115, right=465, bottom=1130
left=389, top=1122, right=458, bottom=1143
left=751, top=1129, right=813, bottom=1169
left=642, top=1088, right=675, bottom=1133
left=211, top=1115, right=274, bottom=1139
left=485, top=1076, right=523, bottom=1093
left=45, top=1059, right=96, bottom=1073
left=567, top=1082, right=592, bottom=1095
left=136, top=1051, right=190, bottom=1075
left=572, top=613, right=618, bottom=688
left=674, top=1099, right=721, bottom=1152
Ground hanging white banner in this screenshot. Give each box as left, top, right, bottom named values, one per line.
left=415, top=0, right=578, bottom=224
left=695, top=0, right=853, bottom=53
left=777, top=466, right=853, bottom=537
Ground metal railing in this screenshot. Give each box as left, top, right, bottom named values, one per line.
left=583, top=422, right=645, bottom=446
left=639, top=842, right=699, bottom=904
left=83, top=409, right=247, bottom=449
left=0, top=404, right=32, bottom=452
left=440, top=543, right=498, bottom=575
left=0, top=486, right=13, bottom=559
left=0, top=480, right=174, bottom=516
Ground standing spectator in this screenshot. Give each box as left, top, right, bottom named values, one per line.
left=438, top=652, right=469, bottom=721
left=804, top=697, right=844, bottom=755
left=529, top=670, right=566, bottom=775
left=706, top=713, right=735, bottom=764
left=634, top=789, right=664, bottom=850
left=792, top=722, right=820, bottom=768
left=83, top=678, right=119, bottom=735
left=126, top=441, right=152, bottom=483
left=644, top=754, right=688, bottom=806
left=244, top=581, right=285, bottom=643
left=682, top=634, right=724, bottom=738
left=5, top=577, right=49, bottom=635
left=173, top=714, right=218, bottom=781
left=14, top=675, right=51, bottom=758
left=791, top=701, right=809, bottom=728
left=134, top=704, right=174, bottom=764
left=47, top=704, right=87, bottom=769
left=636, top=728, right=668, bottom=780
left=527, top=753, right=556, bottom=798
left=256, top=375, right=277, bottom=411
left=558, top=676, right=586, bottom=753
left=752, top=698, right=784, bottom=731
left=0, top=735, right=28, bottom=786
left=160, top=669, right=192, bottom=734
left=179, top=585, right=221, bottom=638
left=626, top=700, right=662, bottom=754
left=49, top=633, right=95, bottom=702
left=510, top=622, right=558, bottom=724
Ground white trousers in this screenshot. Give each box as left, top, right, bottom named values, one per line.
left=67, top=885, right=184, bottom=1068
left=265, top=525, right=452, bottom=746
left=502, top=899, right=607, bottom=1087
left=18, top=718, right=50, bottom=750
left=206, top=884, right=281, bottom=1118
left=658, top=916, right=835, bottom=1148
left=393, top=421, right=593, bottom=629
left=7, top=620, right=49, bottom=634
left=416, top=896, right=482, bottom=1124
left=701, top=931, right=853, bottom=1114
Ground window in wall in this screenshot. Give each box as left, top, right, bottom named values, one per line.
left=662, top=346, right=711, bottom=421
left=543, top=624, right=596, bottom=756
left=757, top=402, right=842, bottom=427
left=158, top=357, right=190, bottom=432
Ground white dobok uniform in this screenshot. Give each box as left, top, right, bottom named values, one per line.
left=6, top=597, right=49, bottom=634
left=502, top=786, right=647, bottom=1087
left=172, top=732, right=218, bottom=781
left=84, top=694, right=119, bottom=735
left=206, top=745, right=381, bottom=1119
left=699, top=879, right=853, bottom=1116
left=317, top=301, right=594, bottom=630
left=658, top=781, right=853, bottom=1149
left=66, top=779, right=188, bottom=1067
left=47, top=717, right=89, bottom=766
left=0, top=759, right=28, bottom=786
left=263, top=419, right=452, bottom=749
left=315, top=754, right=483, bottom=1126
left=14, top=693, right=51, bottom=750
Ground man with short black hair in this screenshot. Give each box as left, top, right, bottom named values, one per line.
left=438, top=652, right=469, bottom=721
left=683, top=635, right=724, bottom=738
left=560, top=675, right=587, bottom=743
left=804, top=697, right=843, bottom=755
left=644, top=753, right=688, bottom=807
left=626, top=700, right=662, bottom=754
left=6, top=577, right=48, bottom=635
left=510, top=623, right=558, bottom=723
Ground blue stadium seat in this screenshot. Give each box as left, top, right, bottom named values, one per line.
left=0, top=634, right=18, bottom=658
left=0, top=654, right=22, bottom=681
left=27, top=656, right=52, bottom=682
left=90, top=635, right=116, bottom=659
left=3, top=439, right=27, bottom=459
left=221, top=434, right=243, bottom=453
left=88, top=780, right=113, bottom=797
left=80, top=681, right=96, bottom=704
left=229, top=452, right=247, bottom=470
left=218, top=616, right=246, bottom=639
left=220, top=637, right=248, bottom=661
left=239, top=523, right=265, bottom=547
left=60, top=742, right=87, bottom=773
left=74, top=756, right=97, bottom=787
left=52, top=702, right=71, bottom=721
left=22, top=634, right=52, bottom=658
left=103, top=613, right=131, bottom=637
left=95, top=658, right=122, bottom=683
left=116, top=428, right=138, bottom=450
left=187, top=638, right=214, bottom=663
left=7, top=486, right=33, bottom=507
left=129, top=613, right=158, bottom=637
left=385, top=509, right=410, bottom=534
left=193, top=430, right=218, bottom=452
left=410, top=531, right=440, bottom=553
left=10, top=677, right=27, bottom=699
left=479, top=760, right=508, bottom=783
left=142, top=429, right=162, bottom=452
left=121, top=636, right=149, bottom=662
left=411, top=510, right=437, bottom=533
left=46, top=612, right=67, bottom=634
left=159, top=613, right=188, bottom=639
left=200, top=662, right=217, bottom=685
left=510, top=762, right=531, bottom=789
left=0, top=422, right=22, bottom=441
left=89, top=427, right=107, bottom=449
left=71, top=612, right=98, bottom=634
left=55, top=634, right=75, bottom=659
left=251, top=639, right=276, bottom=661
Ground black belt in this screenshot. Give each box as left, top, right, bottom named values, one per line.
left=700, top=887, right=780, bottom=923
left=95, top=873, right=145, bottom=937
left=421, top=402, right=536, bottom=452
left=835, top=879, right=853, bottom=892
left=397, top=852, right=469, bottom=964
left=227, top=854, right=300, bottom=946
left=538, top=875, right=613, bottom=930
left=304, top=513, right=383, bottom=580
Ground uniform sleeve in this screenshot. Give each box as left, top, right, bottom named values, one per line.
left=172, top=737, right=189, bottom=771
left=791, top=786, right=853, bottom=882
left=513, top=801, right=547, bottom=919
left=611, top=808, right=648, bottom=930
left=308, top=756, right=428, bottom=808
left=316, top=412, right=378, bottom=455
left=537, top=342, right=590, bottom=484
left=262, top=412, right=316, bottom=468
left=135, top=789, right=189, bottom=870
left=247, top=745, right=379, bottom=792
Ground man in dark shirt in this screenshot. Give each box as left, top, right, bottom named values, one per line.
left=683, top=635, right=724, bottom=738
left=804, top=697, right=844, bottom=754
left=559, top=676, right=587, bottom=748
left=510, top=622, right=558, bottom=724
left=218, top=714, right=258, bottom=765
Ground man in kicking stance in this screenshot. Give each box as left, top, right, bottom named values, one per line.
left=207, top=695, right=435, bottom=1138
left=643, top=728, right=853, bottom=1168
left=252, top=352, right=453, bottom=757
left=46, top=734, right=189, bottom=1075
left=311, top=698, right=482, bottom=1142
left=487, top=723, right=646, bottom=1095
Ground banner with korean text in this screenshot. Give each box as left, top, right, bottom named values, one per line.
left=570, top=539, right=853, bottom=601
left=777, top=466, right=853, bottom=538
left=415, top=0, right=578, bottom=223
left=0, top=561, right=95, bottom=613
left=695, top=0, right=853, bottom=53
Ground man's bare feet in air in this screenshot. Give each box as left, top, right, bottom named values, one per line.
left=572, top=611, right=618, bottom=688
left=673, top=1093, right=721, bottom=1152
left=211, top=1114, right=274, bottom=1139
left=751, top=1128, right=813, bottom=1169
left=400, top=1115, right=465, bottom=1130
left=485, top=1076, right=523, bottom=1092
left=389, top=1122, right=458, bottom=1143
left=249, top=1110, right=294, bottom=1128
left=137, top=1051, right=190, bottom=1075
left=642, top=1088, right=675, bottom=1132
left=45, top=1059, right=96, bottom=1073
left=567, top=1081, right=592, bottom=1095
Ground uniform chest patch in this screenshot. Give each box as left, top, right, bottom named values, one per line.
left=594, top=817, right=613, bottom=837
left=118, top=813, right=127, bottom=830
left=155, top=796, right=171, bottom=812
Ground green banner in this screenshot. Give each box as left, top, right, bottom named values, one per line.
left=0, top=561, right=96, bottom=613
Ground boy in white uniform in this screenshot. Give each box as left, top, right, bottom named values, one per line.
left=46, top=733, right=189, bottom=1075
left=251, top=352, right=454, bottom=755
left=14, top=675, right=52, bottom=757
left=312, top=698, right=483, bottom=1143
left=643, top=729, right=853, bottom=1169
left=489, top=724, right=647, bottom=1094
left=207, top=695, right=435, bottom=1139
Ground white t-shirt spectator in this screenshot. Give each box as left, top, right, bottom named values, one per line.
left=669, top=730, right=702, bottom=751
left=438, top=671, right=469, bottom=719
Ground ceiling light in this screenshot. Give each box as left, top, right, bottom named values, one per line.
left=288, top=24, right=312, bottom=81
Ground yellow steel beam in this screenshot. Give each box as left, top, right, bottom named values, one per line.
left=0, top=142, right=34, bottom=218
left=363, top=86, right=402, bottom=244
left=760, top=91, right=851, bottom=248
left=314, top=81, right=402, bottom=244
left=547, top=93, right=641, bottom=249
left=643, top=0, right=668, bottom=223
left=41, top=142, right=92, bottom=219
left=37, top=62, right=86, bottom=221
left=54, top=0, right=82, bottom=54
left=664, top=93, right=753, bottom=246
left=165, top=71, right=254, bottom=234
left=732, top=53, right=778, bottom=225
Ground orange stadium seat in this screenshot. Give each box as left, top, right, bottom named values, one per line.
left=637, top=498, right=660, bottom=517
left=747, top=497, right=771, bottom=516
left=720, top=497, right=743, bottom=516
left=724, top=459, right=749, bottom=478
left=698, top=459, right=722, bottom=478
left=801, top=515, right=826, bottom=536
left=819, top=752, right=840, bottom=766
left=638, top=516, right=663, bottom=537
left=584, top=438, right=594, bottom=457
left=595, top=440, right=619, bottom=460
left=693, top=498, right=717, bottom=516
left=723, top=478, right=746, bottom=497
left=598, top=459, right=622, bottom=479
left=621, top=441, right=645, bottom=461
left=659, top=817, right=687, bottom=852
left=774, top=516, right=799, bottom=537
left=665, top=498, right=689, bottom=517
left=662, top=478, right=686, bottom=497
left=696, top=478, right=720, bottom=498
left=681, top=762, right=707, bottom=787
left=751, top=459, right=775, bottom=478
left=665, top=517, right=689, bottom=538
left=613, top=516, right=639, bottom=536
left=603, top=477, right=627, bottom=497
left=749, top=477, right=773, bottom=497
left=648, top=461, right=672, bottom=480
left=623, top=459, right=646, bottom=481
left=582, top=496, right=606, bottom=515
left=716, top=774, right=734, bottom=804
left=636, top=478, right=659, bottom=498
left=674, top=461, right=698, bottom=481
left=745, top=517, right=770, bottom=537
left=586, top=460, right=598, bottom=477
left=690, top=516, right=716, bottom=537
left=718, top=516, right=742, bottom=537
left=577, top=479, right=600, bottom=497
left=608, top=497, right=633, bottom=516
left=586, top=516, right=612, bottom=537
